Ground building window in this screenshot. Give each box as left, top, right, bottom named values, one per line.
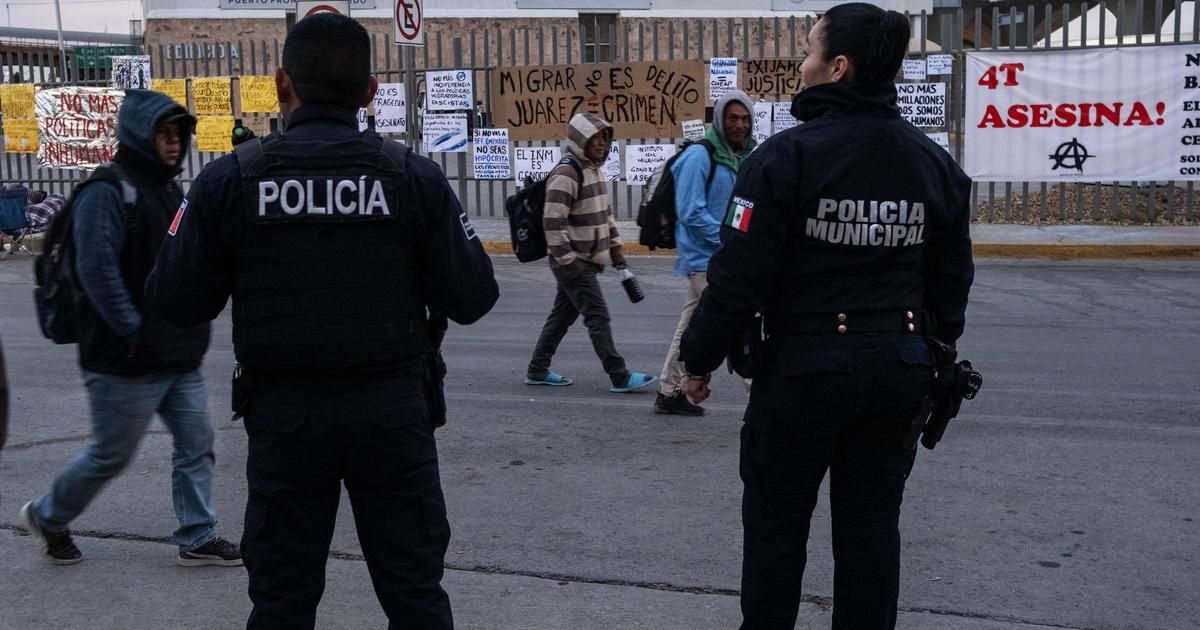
left=581, top=14, right=618, bottom=63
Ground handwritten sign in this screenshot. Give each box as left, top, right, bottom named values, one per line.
left=1, top=84, right=36, bottom=119
left=603, top=142, right=621, bottom=181
left=35, top=86, right=124, bottom=169
left=926, top=132, right=951, bottom=153
left=151, top=78, right=187, bottom=107
left=192, top=77, right=232, bottom=114
left=111, top=55, right=151, bottom=89
left=473, top=128, right=510, bottom=179
left=491, top=60, right=706, bottom=141
left=423, top=112, right=468, bottom=152
left=903, top=59, right=928, bottom=81
left=753, top=101, right=773, bottom=144
left=710, top=57, right=738, bottom=103
left=682, top=119, right=705, bottom=140
left=358, top=107, right=368, bottom=132
left=374, top=82, right=406, bottom=133
left=239, top=75, right=278, bottom=113
left=897, top=82, right=946, bottom=128
left=426, top=69, right=473, bottom=111
left=625, top=144, right=676, bottom=185
left=772, top=101, right=798, bottom=133
left=3, top=118, right=39, bottom=153
left=741, top=58, right=803, bottom=99
left=927, top=54, right=954, bottom=76
left=513, top=146, right=562, bottom=186
left=196, top=115, right=234, bottom=152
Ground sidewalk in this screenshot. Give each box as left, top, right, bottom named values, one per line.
left=473, top=219, right=1200, bottom=259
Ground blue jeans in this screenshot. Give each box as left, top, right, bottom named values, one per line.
left=32, top=369, right=218, bottom=551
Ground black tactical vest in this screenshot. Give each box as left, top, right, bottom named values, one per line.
left=232, top=133, right=428, bottom=371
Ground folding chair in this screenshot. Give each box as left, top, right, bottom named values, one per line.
left=0, top=186, right=34, bottom=260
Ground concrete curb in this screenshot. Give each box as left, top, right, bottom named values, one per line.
left=480, top=240, right=1200, bottom=260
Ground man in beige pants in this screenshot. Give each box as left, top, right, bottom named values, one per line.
left=655, top=90, right=756, bottom=415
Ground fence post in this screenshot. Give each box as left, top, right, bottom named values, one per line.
left=454, top=38, right=468, bottom=207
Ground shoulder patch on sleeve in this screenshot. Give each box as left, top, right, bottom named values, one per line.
left=724, top=196, right=754, bottom=232
left=459, top=210, right=478, bottom=241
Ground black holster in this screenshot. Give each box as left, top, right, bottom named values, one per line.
left=231, top=362, right=254, bottom=422
left=918, top=338, right=983, bottom=450
left=423, top=350, right=448, bottom=430
left=726, top=313, right=764, bottom=379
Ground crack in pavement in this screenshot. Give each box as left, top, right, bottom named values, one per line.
left=1, top=525, right=1093, bottom=629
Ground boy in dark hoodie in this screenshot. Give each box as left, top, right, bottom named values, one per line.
left=20, top=90, right=240, bottom=568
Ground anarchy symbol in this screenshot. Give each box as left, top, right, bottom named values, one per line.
left=1049, top=137, right=1095, bottom=173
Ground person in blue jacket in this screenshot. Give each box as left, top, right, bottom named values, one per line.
left=145, top=14, right=498, bottom=630
left=654, top=90, right=756, bottom=416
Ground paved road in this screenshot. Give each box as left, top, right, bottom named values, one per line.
left=1, top=256, right=1197, bottom=629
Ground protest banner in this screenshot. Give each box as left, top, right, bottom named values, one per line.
left=753, top=101, right=773, bottom=144
left=710, top=57, right=738, bottom=103
left=4, top=118, right=39, bottom=153
left=423, top=112, right=468, bottom=152
left=491, top=60, right=706, bottom=141
left=196, top=115, right=234, bottom=152
left=902, top=59, right=927, bottom=81
left=374, top=82, right=406, bottom=133
left=1, top=84, right=36, bottom=119
left=473, top=128, right=510, bottom=180
left=1, top=83, right=38, bottom=153
left=741, top=58, right=803, bottom=99
left=965, top=46, right=1200, bottom=181
left=36, top=86, right=123, bottom=169
left=111, top=55, right=151, bottom=89
left=927, top=54, right=954, bottom=76
left=625, top=144, right=676, bottom=185
left=896, top=82, right=946, bottom=128
left=773, top=102, right=797, bottom=133
left=426, top=70, right=473, bottom=111
left=682, top=119, right=705, bottom=140
left=239, top=75, right=278, bottom=113
left=151, top=78, right=187, bottom=107
left=603, top=142, right=621, bottom=182
left=192, top=77, right=232, bottom=115
left=926, top=132, right=951, bottom=153
left=358, top=108, right=369, bottom=132
left=513, top=146, right=562, bottom=186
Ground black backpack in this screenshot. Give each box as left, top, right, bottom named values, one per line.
left=504, top=156, right=583, bottom=263
left=33, top=164, right=138, bottom=344
left=636, top=139, right=717, bottom=251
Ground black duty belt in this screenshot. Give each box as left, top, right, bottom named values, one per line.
left=765, top=309, right=929, bottom=336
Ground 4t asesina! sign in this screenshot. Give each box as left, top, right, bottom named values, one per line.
left=965, top=47, right=1200, bottom=181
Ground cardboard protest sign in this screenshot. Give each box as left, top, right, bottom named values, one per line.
left=36, top=87, right=124, bottom=169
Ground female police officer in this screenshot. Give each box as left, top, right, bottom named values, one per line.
left=678, top=4, right=974, bottom=629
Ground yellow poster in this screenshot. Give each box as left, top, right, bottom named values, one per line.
left=0, top=83, right=36, bottom=120
left=195, top=115, right=234, bottom=153
left=3, top=118, right=39, bottom=153
left=151, top=78, right=188, bottom=107
left=239, top=75, right=278, bottom=113
left=192, top=77, right=232, bottom=115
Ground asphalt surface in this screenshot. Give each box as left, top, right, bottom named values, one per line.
left=1, top=255, right=1198, bottom=630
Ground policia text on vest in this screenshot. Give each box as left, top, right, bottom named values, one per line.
left=256, top=176, right=392, bottom=217
left=805, top=197, right=927, bottom=248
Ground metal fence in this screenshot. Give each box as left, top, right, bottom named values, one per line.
left=2, top=2, right=1199, bottom=223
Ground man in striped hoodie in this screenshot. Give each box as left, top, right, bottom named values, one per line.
left=524, top=113, right=656, bottom=393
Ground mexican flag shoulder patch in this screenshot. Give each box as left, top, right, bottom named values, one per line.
left=725, top=196, right=755, bottom=232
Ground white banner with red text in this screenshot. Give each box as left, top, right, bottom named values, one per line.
left=965, top=46, right=1200, bottom=181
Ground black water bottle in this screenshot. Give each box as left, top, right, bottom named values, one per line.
left=620, top=268, right=645, bottom=304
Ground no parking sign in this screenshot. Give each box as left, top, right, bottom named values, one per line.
left=394, top=0, right=424, bottom=46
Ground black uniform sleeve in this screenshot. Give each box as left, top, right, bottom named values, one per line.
left=145, top=158, right=238, bottom=326
left=924, top=170, right=975, bottom=344
left=409, top=156, right=499, bottom=325
left=679, top=154, right=791, bottom=375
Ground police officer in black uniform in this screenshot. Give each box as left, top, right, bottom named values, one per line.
left=678, top=4, right=974, bottom=629
left=145, top=14, right=498, bottom=630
